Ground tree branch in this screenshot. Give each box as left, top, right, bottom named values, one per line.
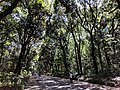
left=0, top=0, right=20, bottom=20
left=109, top=0, right=120, bottom=13
left=116, top=0, right=120, bottom=8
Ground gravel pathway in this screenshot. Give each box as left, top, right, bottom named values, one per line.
left=25, top=75, right=120, bottom=90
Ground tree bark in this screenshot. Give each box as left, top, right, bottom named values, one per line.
left=59, top=39, right=69, bottom=77
left=90, top=33, right=98, bottom=74
left=71, top=31, right=83, bottom=75
left=74, top=45, right=80, bottom=75
left=78, top=39, right=83, bottom=75
left=14, top=43, right=28, bottom=75
left=98, top=43, right=103, bottom=72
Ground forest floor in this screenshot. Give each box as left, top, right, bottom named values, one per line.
left=24, top=75, right=120, bottom=90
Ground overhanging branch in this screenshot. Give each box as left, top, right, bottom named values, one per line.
left=0, top=0, right=20, bottom=20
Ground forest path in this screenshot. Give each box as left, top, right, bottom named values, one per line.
left=24, top=75, right=120, bottom=90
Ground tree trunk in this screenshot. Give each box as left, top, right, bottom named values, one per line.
left=78, top=40, right=83, bottom=75
left=103, top=41, right=111, bottom=68
left=104, top=48, right=111, bottom=68
left=14, top=43, right=27, bottom=75
left=75, top=46, right=80, bottom=75
left=90, top=34, right=98, bottom=74
left=71, top=31, right=82, bottom=75
left=59, top=39, right=69, bottom=77
left=98, top=43, right=103, bottom=72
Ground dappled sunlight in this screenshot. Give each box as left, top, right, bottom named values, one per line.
left=112, top=76, right=120, bottom=81
left=25, top=85, right=40, bottom=90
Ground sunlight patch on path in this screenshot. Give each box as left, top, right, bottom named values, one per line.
left=25, top=85, right=40, bottom=90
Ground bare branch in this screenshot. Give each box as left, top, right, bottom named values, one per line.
left=75, top=7, right=91, bottom=34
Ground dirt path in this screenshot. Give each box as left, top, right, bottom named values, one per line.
left=25, top=75, right=120, bottom=90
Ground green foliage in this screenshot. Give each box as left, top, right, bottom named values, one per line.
left=37, top=0, right=51, bottom=10
left=0, top=0, right=120, bottom=88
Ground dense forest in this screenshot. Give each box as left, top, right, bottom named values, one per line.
left=0, top=0, right=120, bottom=89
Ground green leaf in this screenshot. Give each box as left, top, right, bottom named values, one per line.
left=37, top=0, right=51, bottom=10
left=5, top=41, right=10, bottom=45
left=37, top=0, right=45, bottom=6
